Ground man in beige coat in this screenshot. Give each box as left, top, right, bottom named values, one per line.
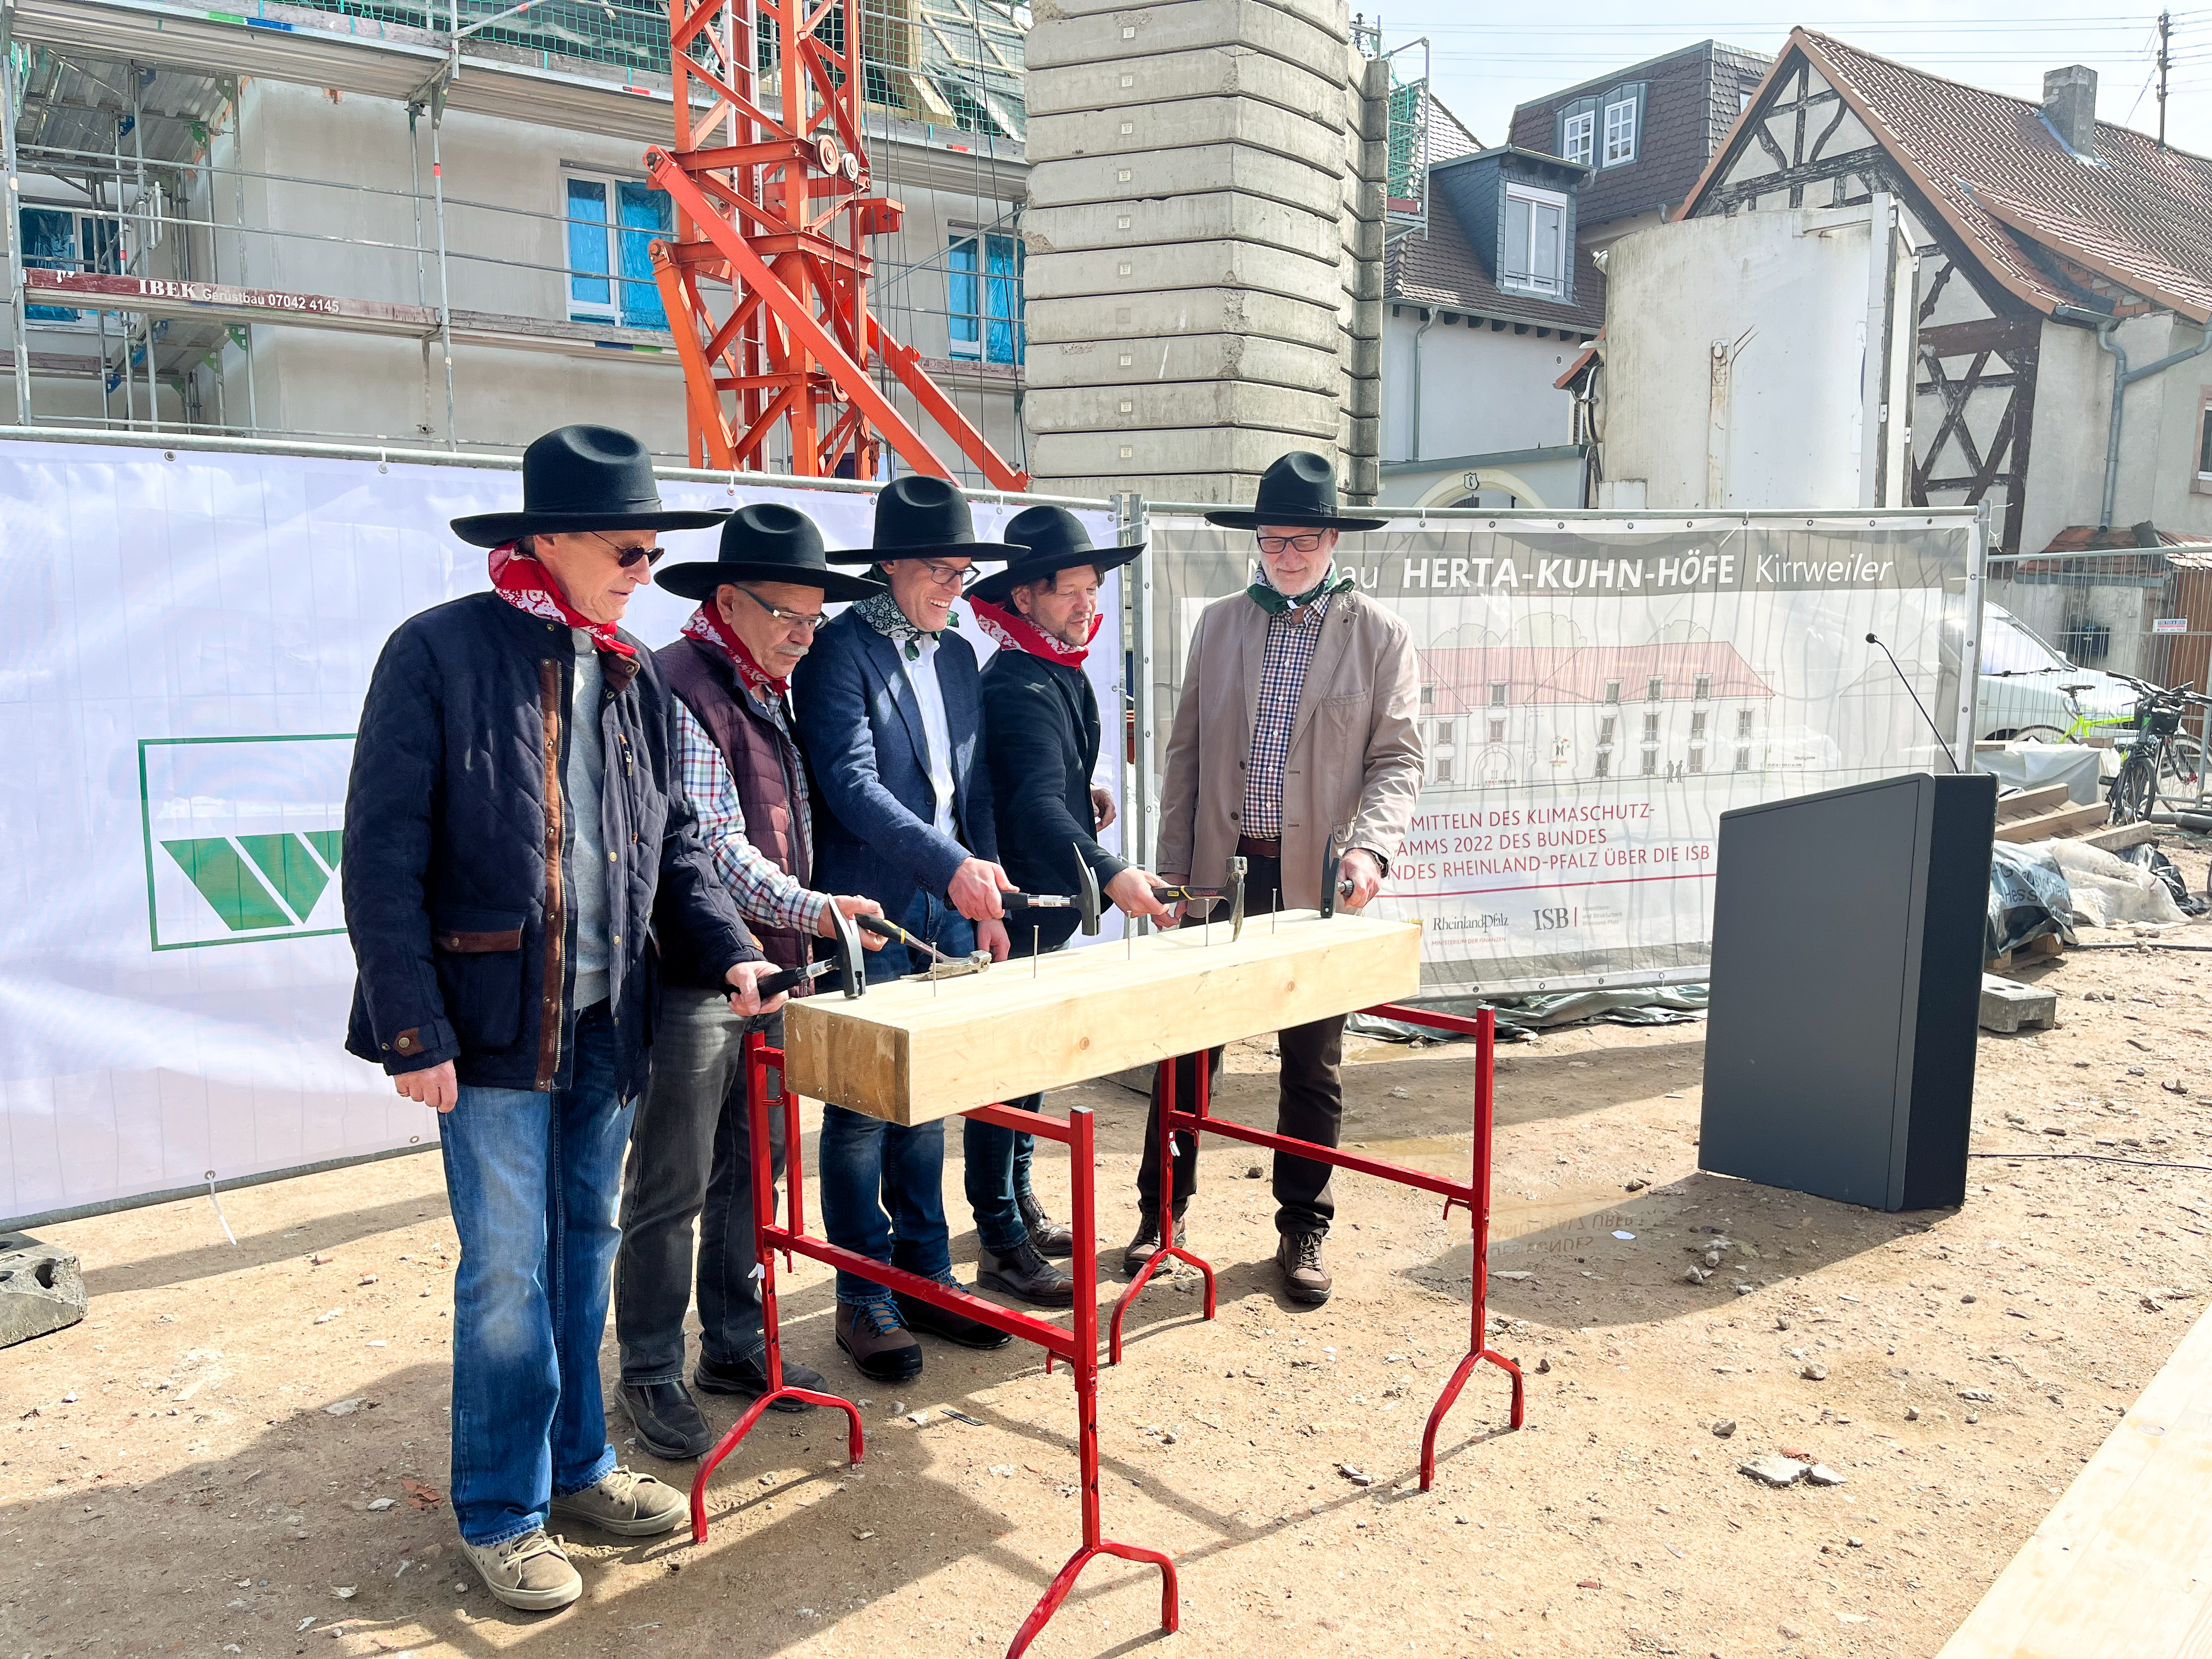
left=1130, top=450, right=1423, bottom=1305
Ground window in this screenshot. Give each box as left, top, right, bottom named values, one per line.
left=1420, top=683, right=1436, bottom=709
left=565, top=175, right=672, bottom=330
left=1488, top=716, right=1506, bottom=744
left=2200, top=405, right=2212, bottom=477
left=1602, top=679, right=1621, bottom=704
left=1641, top=751, right=1658, bottom=777
left=1435, top=744, right=1454, bottom=784
left=1690, top=712, right=1707, bottom=740
left=1646, top=675, right=1664, bottom=702
left=1500, top=183, right=1567, bottom=296
left=1693, top=674, right=1712, bottom=701
left=949, top=231, right=1024, bottom=365
left=1734, top=748, right=1751, bottom=772
left=1562, top=108, right=1594, bottom=166
left=20, top=205, right=120, bottom=324
left=1598, top=715, right=1616, bottom=746
left=1642, top=712, right=1660, bottom=741
left=1599, top=83, right=1646, bottom=166
left=1737, top=709, right=1754, bottom=738
left=1488, top=681, right=1509, bottom=707
left=1688, top=747, right=1705, bottom=775
left=1595, top=751, right=1611, bottom=779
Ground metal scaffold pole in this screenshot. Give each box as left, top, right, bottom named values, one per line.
left=0, top=0, right=30, bottom=425
left=428, top=82, right=456, bottom=451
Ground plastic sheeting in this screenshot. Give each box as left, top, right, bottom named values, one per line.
left=1349, top=985, right=1708, bottom=1044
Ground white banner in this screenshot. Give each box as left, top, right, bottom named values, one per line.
left=1147, top=513, right=1980, bottom=996
left=0, top=439, right=1120, bottom=1224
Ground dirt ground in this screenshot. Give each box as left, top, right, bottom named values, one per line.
left=9, top=850, right=2212, bottom=1659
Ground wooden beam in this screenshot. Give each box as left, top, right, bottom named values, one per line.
left=2077, top=821, right=2160, bottom=854
left=1937, top=1303, right=2212, bottom=1658
left=785, top=913, right=1423, bottom=1126
left=1995, top=783, right=2074, bottom=823
left=1993, top=803, right=2112, bottom=843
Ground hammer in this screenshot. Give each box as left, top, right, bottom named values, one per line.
left=999, top=844, right=1105, bottom=938
left=1320, top=831, right=1357, bottom=919
left=1153, top=854, right=1246, bottom=941
left=753, top=902, right=869, bottom=999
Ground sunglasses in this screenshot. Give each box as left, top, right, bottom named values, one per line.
left=588, top=531, right=664, bottom=569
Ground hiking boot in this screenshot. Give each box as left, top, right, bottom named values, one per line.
left=976, top=1238, right=1075, bottom=1308
left=836, top=1300, right=923, bottom=1383
left=547, top=1466, right=686, bottom=1538
left=1121, top=1205, right=1187, bottom=1277
left=1276, top=1228, right=1333, bottom=1306
left=1017, top=1188, right=1076, bottom=1258
left=695, top=1347, right=828, bottom=1414
left=619, top=1379, right=714, bottom=1460
left=462, top=1528, right=580, bottom=1612
left=896, top=1277, right=1013, bottom=1350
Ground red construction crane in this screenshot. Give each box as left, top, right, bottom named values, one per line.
left=648, top=0, right=1028, bottom=489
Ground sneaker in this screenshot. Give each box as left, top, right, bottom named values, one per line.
left=1017, top=1189, right=1076, bottom=1258
left=619, top=1379, right=714, bottom=1460
left=547, top=1467, right=686, bottom=1538
left=695, top=1348, right=828, bottom=1414
left=1121, top=1205, right=1187, bottom=1277
left=836, top=1300, right=924, bottom=1382
left=895, top=1277, right=1014, bottom=1349
left=461, top=1528, right=580, bottom=1612
left=976, top=1238, right=1075, bottom=1308
left=1276, top=1228, right=1333, bottom=1306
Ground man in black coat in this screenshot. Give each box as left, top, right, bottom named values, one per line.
left=971, top=505, right=1174, bottom=1248
left=342, top=426, right=787, bottom=1613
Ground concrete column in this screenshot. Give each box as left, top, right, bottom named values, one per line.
left=1021, top=0, right=1364, bottom=503
left=1339, top=52, right=1387, bottom=503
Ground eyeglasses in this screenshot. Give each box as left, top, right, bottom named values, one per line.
left=1255, top=532, right=1327, bottom=555
left=588, top=532, right=663, bottom=569
left=914, top=557, right=977, bottom=590
left=734, top=585, right=830, bottom=633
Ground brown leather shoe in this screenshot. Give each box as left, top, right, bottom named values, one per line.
left=1121, top=1205, right=1186, bottom=1277
left=836, top=1300, right=923, bottom=1382
left=977, top=1239, right=1075, bottom=1308
left=1017, top=1189, right=1076, bottom=1258
left=1276, top=1228, right=1332, bottom=1305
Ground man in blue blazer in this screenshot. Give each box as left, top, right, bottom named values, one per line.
left=794, top=477, right=1073, bottom=1383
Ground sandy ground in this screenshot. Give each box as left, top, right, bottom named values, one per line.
left=8, top=853, right=2212, bottom=1659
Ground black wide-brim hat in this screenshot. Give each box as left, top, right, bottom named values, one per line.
left=654, top=503, right=888, bottom=602
left=969, top=505, right=1143, bottom=605
left=1203, top=449, right=1389, bottom=532
left=826, top=473, right=1017, bottom=565
left=450, top=424, right=731, bottom=548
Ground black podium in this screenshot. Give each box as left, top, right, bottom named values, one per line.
left=1699, top=772, right=1996, bottom=1212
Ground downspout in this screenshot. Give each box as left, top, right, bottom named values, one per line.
left=2055, top=302, right=2212, bottom=531
left=1410, top=309, right=1437, bottom=461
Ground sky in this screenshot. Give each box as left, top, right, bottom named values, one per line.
left=1363, top=3, right=2212, bottom=159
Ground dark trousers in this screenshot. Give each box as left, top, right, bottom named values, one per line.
left=613, top=990, right=783, bottom=1384
left=1137, top=853, right=1346, bottom=1235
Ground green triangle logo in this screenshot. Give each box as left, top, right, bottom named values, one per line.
left=161, top=831, right=343, bottom=933
left=162, top=837, right=294, bottom=932
left=237, top=833, right=332, bottom=922
left=303, top=829, right=343, bottom=871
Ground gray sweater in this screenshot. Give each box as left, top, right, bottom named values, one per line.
left=567, top=629, right=611, bottom=1009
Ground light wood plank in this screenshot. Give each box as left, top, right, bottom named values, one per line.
left=1994, top=803, right=2113, bottom=844
left=1995, top=783, right=2074, bottom=823
left=2078, top=821, right=2160, bottom=853
left=785, top=911, right=1423, bottom=1125
left=1937, top=1304, right=2212, bottom=1659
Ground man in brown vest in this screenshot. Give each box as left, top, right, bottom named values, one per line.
left=611, top=504, right=888, bottom=1460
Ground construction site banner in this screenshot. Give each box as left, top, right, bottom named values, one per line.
left=1144, top=511, right=1982, bottom=997
left=0, top=439, right=1122, bottom=1226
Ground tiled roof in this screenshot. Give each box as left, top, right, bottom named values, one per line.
left=1426, top=97, right=1485, bottom=166
left=1420, top=644, right=1774, bottom=711
left=1509, top=41, right=1771, bottom=229
left=1385, top=183, right=1607, bottom=333
left=2041, top=524, right=2212, bottom=552
left=1690, top=29, right=2212, bottom=322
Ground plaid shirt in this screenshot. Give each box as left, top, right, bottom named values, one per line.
left=1240, top=589, right=1335, bottom=841
left=674, top=696, right=830, bottom=938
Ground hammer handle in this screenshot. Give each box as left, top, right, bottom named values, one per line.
left=756, top=960, right=831, bottom=997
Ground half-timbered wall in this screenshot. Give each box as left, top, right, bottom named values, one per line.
left=1689, top=55, right=2040, bottom=550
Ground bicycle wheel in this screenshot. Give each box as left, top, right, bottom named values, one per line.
left=2160, top=735, right=2205, bottom=798
left=2109, top=752, right=2157, bottom=823
left=2009, top=725, right=2072, bottom=744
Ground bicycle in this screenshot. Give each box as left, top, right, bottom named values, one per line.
left=2105, top=678, right=2212, bottom=823
left=2004, top=677, right=2144, bottom=747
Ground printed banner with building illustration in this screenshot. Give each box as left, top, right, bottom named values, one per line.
left=1146, top=512, right=1981, bottom=996
left=0, top=440, right=1122, bottom=1224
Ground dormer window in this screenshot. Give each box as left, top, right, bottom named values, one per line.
left=1600, top=83, right=1645, bottom=166
left=1501, top=182, right=1568, bottom=296
left=1561, top=104, right=1595, bottom=166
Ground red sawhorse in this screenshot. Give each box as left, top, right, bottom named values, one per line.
left=1112, top=1001, right=1526, bottom=1488
left=689, top=1031, right=1177, bottom=1658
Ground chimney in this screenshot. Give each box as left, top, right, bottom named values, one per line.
left=2042, top=65, right=2098, bottom=159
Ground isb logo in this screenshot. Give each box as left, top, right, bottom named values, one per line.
left=1532, top=905, right=1579, bottom=932
left=138, top=735, right=354, bottom=950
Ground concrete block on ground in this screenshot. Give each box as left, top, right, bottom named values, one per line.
left=1028, top=93, right=1350, bottom=166
left=1026, top=0, right=1352, bottom=81
left=1023, top=192, right=1344, bottom=264
left=1024, top=379, right=1343, bottom=439
left=1024, top=330, right=1344, bottom=392
left=1026, top=287, right=1345, bottom=353
left=1025, top=47, right=1349, bottom=121
left=0, top=1239, right=87, bottom=1348
left=1026, top=144, right=1348, bottom=216
left=1025, top=238, right=1342, bottom=306
left=1979, top=974, right=2058, bottom=1034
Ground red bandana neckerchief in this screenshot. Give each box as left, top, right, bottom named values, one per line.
left=488, top=543, right=638, bottom=660
left=968, top=595, right=1099, bottom=667
left=681, top=601, right=787, bottom=698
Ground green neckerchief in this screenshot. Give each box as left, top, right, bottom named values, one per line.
left=856, top=588, right=959, bottom=662
left=1247, top=563, right=1355, bottom=616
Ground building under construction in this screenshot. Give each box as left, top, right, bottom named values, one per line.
left=0, top=0, right=1034, bottom=477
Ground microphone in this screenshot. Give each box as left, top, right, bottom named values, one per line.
left=1866, top=632, right=1961, bottom=774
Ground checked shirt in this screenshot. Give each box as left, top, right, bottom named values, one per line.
left=673, top=695, right=830, bottom=938
left=1239, top=588, right=1335, bottom=842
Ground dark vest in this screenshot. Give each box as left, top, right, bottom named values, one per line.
left=657, top=635, right=814, bottom=983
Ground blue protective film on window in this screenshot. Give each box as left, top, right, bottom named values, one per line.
left=568, top=179, right=611, bottom=308
left=21, top=207, right=80, bottom=321
left=617, top=182, right=672, bottom=330
left=984, top=233, right=1021, bottom=365
left=948, top=235, right=980, bottom=345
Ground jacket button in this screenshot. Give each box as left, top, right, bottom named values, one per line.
left=608, top=851, right=618, bottom=863
left=1229, top=810, right=1239, bottom=821
left=613, top=934, right=622, bottom=945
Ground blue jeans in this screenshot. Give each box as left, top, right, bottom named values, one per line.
left=440, top=1005, right=629, bottom=1547
left=820, top=893, right=976, bottom=1304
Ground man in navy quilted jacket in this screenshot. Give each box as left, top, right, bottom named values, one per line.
left=341, top=426, right=787, bottom=1613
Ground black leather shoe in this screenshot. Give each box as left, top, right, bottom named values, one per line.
left=977, top=1239, right=1075, bottom=1307
left=895, top=1280, right=1013, bottom=1349
left=694, top=1348, right=827, bottom=1414
left=1017, top=1189, right=1076, bottom=1258
left=1121, top=1205, right=1187, bottom=1277
left=836, top=1301, right=924, bottom=1383
left=619, top=1380, right=715, bottom=1460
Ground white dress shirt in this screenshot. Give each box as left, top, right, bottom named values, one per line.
left=899, top=634, right=958, bottom=838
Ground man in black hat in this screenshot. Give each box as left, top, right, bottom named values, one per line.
left=342, top=425, right=788, bottom=1612
left=972, top=506, right=1177, bottom=1265
left=611, top=503, right=890, bottom=1459
left=793, top=475, right=1067, bottom=1384
left=1131, top=450, right=1423, bottom=1308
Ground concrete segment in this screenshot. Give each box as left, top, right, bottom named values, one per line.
left=1024, top=193, right=1345, bottom=264
left=1025, top=237, right=1342, bottom=306
left=1024, top=287, right=1345, bottom=353
left=1025, top=380, right=1342, bottom=438
left=1026, top=1, right=1352, bottom=84
left=1025, top=331, right=1346, bottom=392
left=0, top=1241, right=86, bottom=1348
left=1025, top=143, right=1348, bottom=216
left=1031, top=0, right=1352, bottom=33
left=1032, top=422, right=1347, bottom=478
left=1030, top=472, right=1267, bottom=504
left=1979, top=975, right=2058, bottom=1034
left=1025, top=46, right=1351, bottom=122
left=1029, top=97, right=1351, bottom=173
